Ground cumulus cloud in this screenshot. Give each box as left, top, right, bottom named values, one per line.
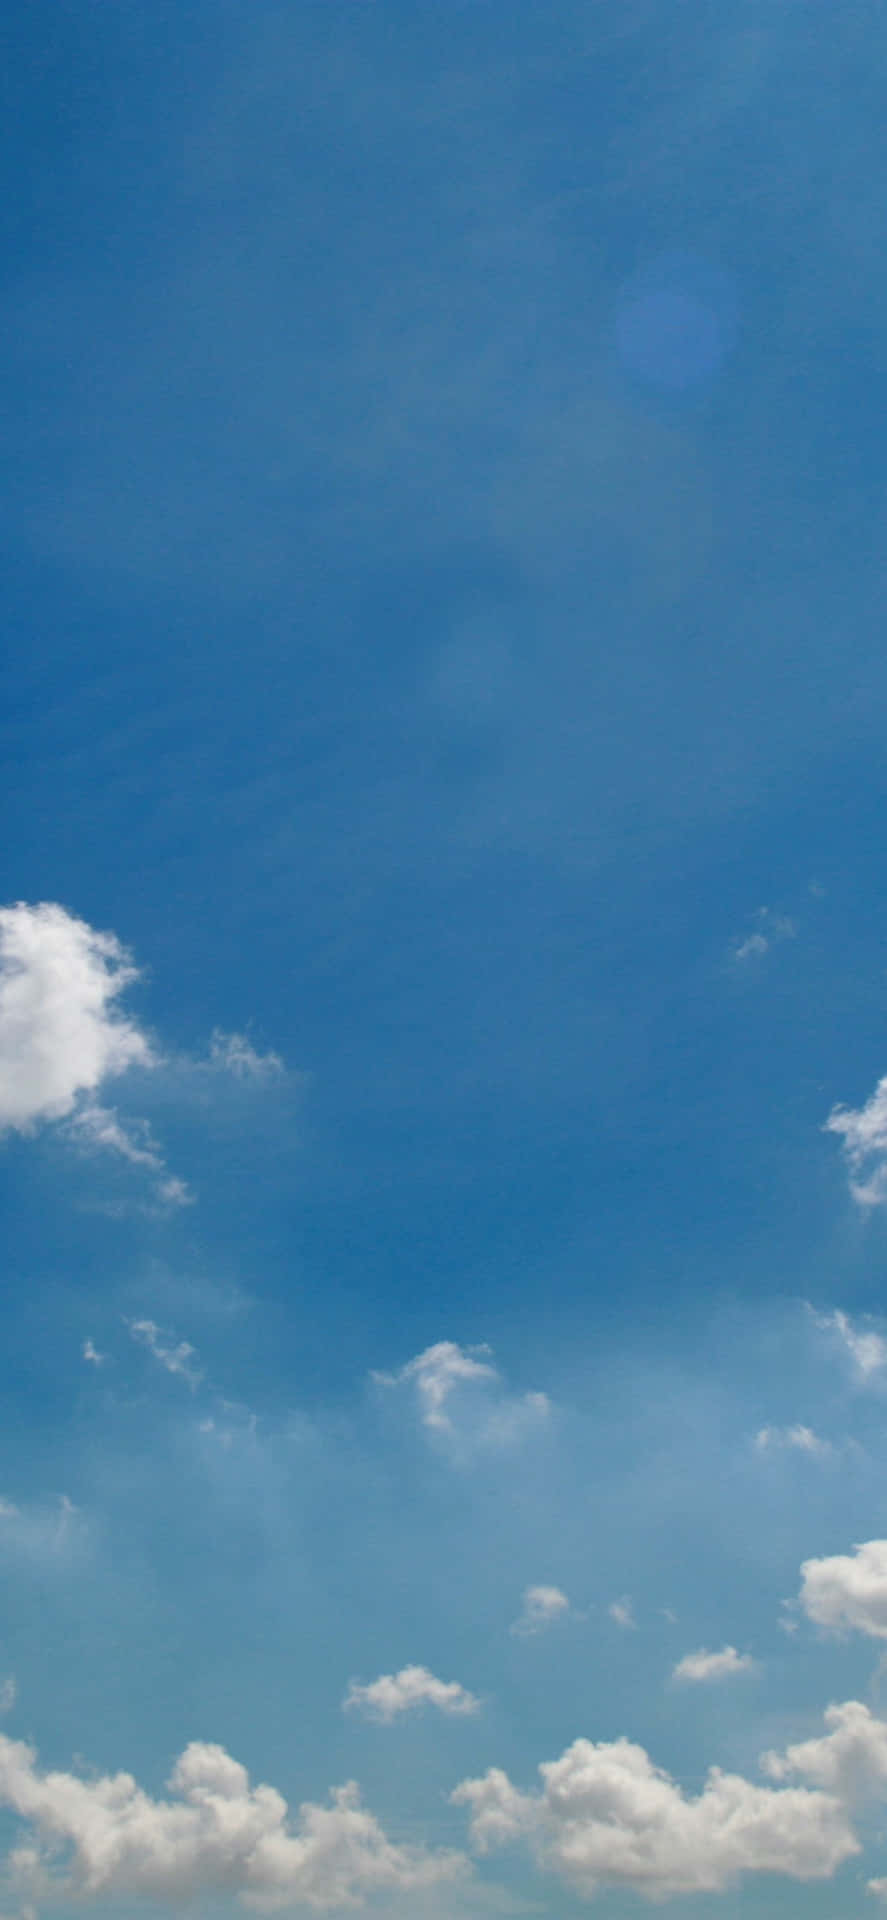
left=812, top=1308, right=887, bottom=1380
left=755, top=1424, right=831, bottom=1456
left=372, top=1341, right=550, bottom=1452
left=825, top=1077, right=887, bottom=1205
left=510, top=1586, right=570, bottom=1637
left=0, top=904, right=152, bottom=1132
left=798, top=1540, right=887, bottom=1640
left=343, top=1667, right=480, bottom=1722
left=0, top=1733, right=464, bottom=1910
left=761, top=1701, right=887, bottom=1803
left=452, top=1729, right=857, bottom=1899
left=608, top=1598, right=636, bottom=1631
left=209, top=1030, right=285, bottom=1081
left=672, top=1647, right=756, bottom=1684
left=128, top=1320, right=203, bottom=1389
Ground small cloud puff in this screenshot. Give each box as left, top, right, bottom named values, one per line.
left=510, top=1586, right=570, bottom=1637
left=343, top=1666, right=480, bottom=1723
left=798, top=1539, right=887, bottom=1641
left=372, top=1341, right=550, bottom=1456
left=81, top=1338, right=107, bottom=1367
left=825, top=1076, right=887, bottom=1206
left=608, top=1598, right=636, bottom=1630
left=127, top=1319, right=202, bottom=1390
left=672, top=1646, right=756, bottom=1684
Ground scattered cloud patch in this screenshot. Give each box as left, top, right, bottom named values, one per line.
left=344, top=1666, right=480, bottom=1723
left=65, top=1104, right=191, bottom=1209
left=0, top=904, right=152, bottom=1133
left=372, top=1341, right=550, bottom=1453
left=672, top=1646, right=756, bottom=1684
left=209, top=1030, right=284, bottom=1081
left=0, top=1495, right=87, bottom=1570
left=510, top=1586, right=570, bottom=1638
left=127, top=1320, right=202, bottom=1389
left=81, top=1339, right=107, bottom=1367
left=452, top=1728, right=856, bottom=1898
left=0, top=1734, right=465, bottom=1910
left=811, top=1308, right=887, bottom=1381
left=825, top=1077, right=887, bottom=1205
left=799, top=1539, right=887, bottom=1640
left=732, top=908, right=797, bottom=965
left=0, top=1680, right=15, bottom=1717
left=755, top=1424, right=831, bottom=1457
left=609, top=1598, right=636, bottom=1631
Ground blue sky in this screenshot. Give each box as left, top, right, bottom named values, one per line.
left=4, top=2, right=887, bottom=1915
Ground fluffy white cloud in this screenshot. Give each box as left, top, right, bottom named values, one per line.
left=510, top=1586, right=570, bottom=1637
left=798, top=1540, right=887, bottom=1639
left=608, top=1598, right=636, bottom=1630
left=452, top=1729, right=858, bottom=1900
left=210, top=1030, right=284, bottom=1081
left=672, top=1647, right=756, bottom=1684
left=372, top=1341, right=550, bottom=1450
left=825, top=1078, right=887, bottom=1205
left=0, top=1733, right=464, bottom=1910
left=761, top=1701, right=887, bottom=1802
left=755, top=1424, right=830, bottom=1456
left=812, top=1308, right=887, bottom=1380
left=128, top=1320, right=203, bottom=1389
left=343, top=1666, right=480, bottom=1722
left=0, top=904, right=152, bottom=1133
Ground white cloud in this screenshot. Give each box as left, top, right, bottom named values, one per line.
left=210, top=1030, right=285, bottom=1081
left=0, top=1733, right=464, bottom=1910
left=672, top=1646, right=756, bottom=1684
left=761, top=1701, right=887, bottom=1803
left=0, top=1680, right=16, bottom=1717
left=825, top=1077, right=887, bottom=1205
left=128, top=1319, right=202, bottom=1389
left=343, top=1666, right=480, bottom=1722
left=81, top=1339, right=107, bottom=1367
left=372, top=1341, right=550, bottom=1452
left=65, top=1104, right=191, bottom=1209
left=608, top=1598, right=636, bottom=1630
left=0, top=904, right=152, bottom=1133
left=798, top=1539, right=887, bottom=1640
left=812, top=1307, right=887, bottom=1380
left=452, top=1729, right=857, bottom=1899
left=510, top=1586, right=570, bottom=1637
left=755, top=1424, right=831, bottom=1456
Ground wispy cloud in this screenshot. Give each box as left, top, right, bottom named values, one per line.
left=811, top=1307, right=887, bottom=1381
left=754, top=1423, right=831, bottom=1457
left=608, top=1597, right=636, bottom=1630
left=209, top=1030, right=285, bottom=1082
left=510, top=1585, right=571, bottom=1638
left=732, top=907, right=797, bottom=965
left=81, top=1338, right=107, bottom=1367
left=127, top=1319, right=203, bottom=1389
left=672, top=1645, right=756, bottom=1683
left=372, top=1341, right=550, bottom=1454
left=344, top=1666, right=481, bottom=1723
left=65, top=1104, right=192, bottom=1210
